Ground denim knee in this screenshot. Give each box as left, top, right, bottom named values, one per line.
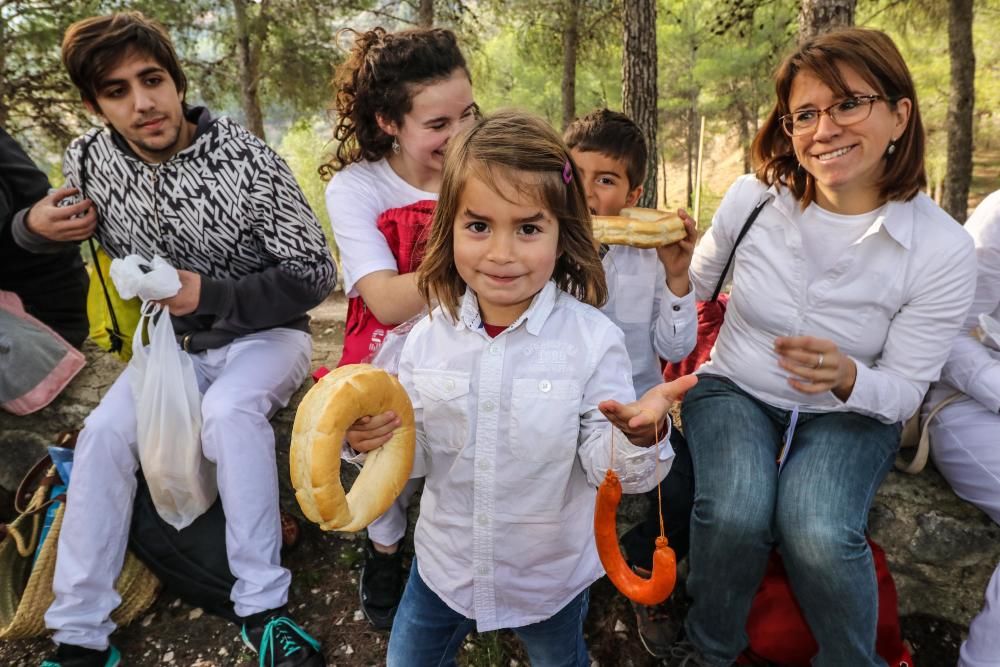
left=775, top=509, right=866, bottom=575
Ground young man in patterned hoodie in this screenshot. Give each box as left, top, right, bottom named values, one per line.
left=14, top=12, right=336, bottom=667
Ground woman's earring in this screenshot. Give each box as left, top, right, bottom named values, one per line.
left=392, top=137, right=400, bottom=154
left=887, top=141, right=897, bottom=156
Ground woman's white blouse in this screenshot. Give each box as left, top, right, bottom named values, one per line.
left=932, top=189, right=1000, bottom=412
left=398, top=281, right=673, bottom=631
left=690, top=174, right=977, bottom=424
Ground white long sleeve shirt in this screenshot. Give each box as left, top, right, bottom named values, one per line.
left=930, top=190, right=1000, bottom=413
left=691, top=174, right=977, bottom=424
left=398, top=281, right=673, bottom=631
left=601, top=246, right=698, bottom=395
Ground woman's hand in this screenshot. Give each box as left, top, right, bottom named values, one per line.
left=775, top=335, right=858, bottom=401
left=346, top=410, right=402, bottom=453
left=599, top=374, right=699, bottom=447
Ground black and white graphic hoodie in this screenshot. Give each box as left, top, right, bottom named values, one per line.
left=15, top=107, right=337, bottom=351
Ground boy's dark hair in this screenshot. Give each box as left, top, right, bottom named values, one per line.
left=320, top=27, right=469, bottom=178
left=564, top=109, right=647, bottom=190
left=62, top=12, right=187, bottom=109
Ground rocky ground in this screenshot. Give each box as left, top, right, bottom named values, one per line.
left=0, top=294, right=979, bottom=666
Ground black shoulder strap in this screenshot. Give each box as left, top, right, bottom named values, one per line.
left=79, top=134, right=125, bottom=353
left=710, top=198, right=769, bottom=302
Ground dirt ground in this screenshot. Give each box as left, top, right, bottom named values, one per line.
left=0, top=294, right=965, bottom=666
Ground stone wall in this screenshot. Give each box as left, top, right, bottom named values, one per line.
left=2, top=324, right=997, bottom=631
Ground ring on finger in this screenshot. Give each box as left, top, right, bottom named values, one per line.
left=815, top=352, right=825, bottom=369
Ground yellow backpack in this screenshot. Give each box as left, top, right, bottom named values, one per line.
left=86, top=242, right=142, bottom=362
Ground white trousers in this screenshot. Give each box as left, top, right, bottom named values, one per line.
left=928, top=394, right=1000, bottom=667
left=46, top=328, right=311, bottom=650
left=367, top=478, right=422, bottom=547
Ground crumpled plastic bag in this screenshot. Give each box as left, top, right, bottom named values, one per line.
left=123, top=257, right=216, bottom=529
left=110, top=255, right=182, bottom=302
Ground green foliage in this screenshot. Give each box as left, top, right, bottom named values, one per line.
left=469, top=23, right=622, bottom=125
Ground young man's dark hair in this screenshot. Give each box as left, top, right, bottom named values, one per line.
left=61, top=11, right=187, bottom=109
left=563, top=108, right=648, bottom=190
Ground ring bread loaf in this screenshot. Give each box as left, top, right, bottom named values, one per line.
left=290, top=364, right=415, bottom=532
left=593, top=207, right=687, bottom=248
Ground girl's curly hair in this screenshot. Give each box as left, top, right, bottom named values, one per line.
left=319, top=27, right=469, bottom=180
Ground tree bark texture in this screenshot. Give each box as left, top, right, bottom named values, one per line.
left=561, top=0, right=580, bottom=130
left=418, top=0, right=435, bottom=27
left=233, top=0, right=267, bottom=141
left=622, top=0, right=658, bottom=207
left=942, top=0, right=975, bottom=223
left=798, top=0, right=856, bottom=40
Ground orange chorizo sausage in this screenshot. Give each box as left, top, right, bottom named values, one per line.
left=594, top=468, right=677, bottom=606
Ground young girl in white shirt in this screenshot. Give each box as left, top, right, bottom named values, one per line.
left=352, top=110, right=694, bottom=666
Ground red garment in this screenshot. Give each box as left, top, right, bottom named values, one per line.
left=662, top=293, right=729, bottom=381
left=337, top=199, right=436, bottom=368
left=738, top=539, right=912, bottom=667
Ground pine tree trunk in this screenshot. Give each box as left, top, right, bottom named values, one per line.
left=561, top=0, right=579, bottom=130
left=418, top=0, right=434, bottom=27
left=941, top=0, right=975, bottom=223
left=798, top=0, right=856, bottom=40
left=622, top=0, right=658, bottom=207
left=233, top=0, right=267, bottom=141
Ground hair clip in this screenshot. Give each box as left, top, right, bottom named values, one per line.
left=562, top=159, right=573, bottom=185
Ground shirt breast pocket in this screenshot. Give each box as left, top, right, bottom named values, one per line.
left=614, top=273, right=656, bottom=324
left=509, top=378, right=581, bottom=462
left=412, top=369, right=471, bottom=453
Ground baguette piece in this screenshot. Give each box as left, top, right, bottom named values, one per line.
left=593, top=207, right=687, bottom=248
left=290, top=364, right=415, bottom=532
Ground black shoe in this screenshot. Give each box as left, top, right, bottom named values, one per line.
left=359, top=539, right=405, bottom=629
left=40, top=644, right=121, bottom=667
left=240, top=608, right=326, bottom=667
left=630, top=566, right=682, bottom=658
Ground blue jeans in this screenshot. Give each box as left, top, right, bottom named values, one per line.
left=681, top=376, right=899, bottom=667
left=386, top=561, right=590, bottom=667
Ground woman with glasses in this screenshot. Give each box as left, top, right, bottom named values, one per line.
left=671, top=28, right=977, bottom=666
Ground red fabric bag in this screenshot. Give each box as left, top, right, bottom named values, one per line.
left=738, top=539, right=912, bottom=667
left=337, top=199, right=435, bottom=368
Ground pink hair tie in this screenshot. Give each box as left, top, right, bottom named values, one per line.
left=562, top=159, right=573, bottom=185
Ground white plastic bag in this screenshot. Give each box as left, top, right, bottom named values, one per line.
left=110, top=255, right=182, bottom=301
left=129, top=302, right=217, bottom=530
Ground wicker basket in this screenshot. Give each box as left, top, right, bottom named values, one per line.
left=0, top=466, right=160, bottom=640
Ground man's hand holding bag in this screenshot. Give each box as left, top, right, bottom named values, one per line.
left=112, top=256, right=217, bottom=530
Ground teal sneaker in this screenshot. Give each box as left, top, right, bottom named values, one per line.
left=40, top=644, right=121, bottom=667
left=240, top=609, right=326, bottom=667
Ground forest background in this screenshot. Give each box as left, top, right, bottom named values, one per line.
left=3, top=0, right=998, bottom=254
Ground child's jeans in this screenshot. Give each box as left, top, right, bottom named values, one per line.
left=387, top=560, right=590, bottom=667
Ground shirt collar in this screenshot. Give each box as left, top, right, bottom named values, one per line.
left=457, top=281, right=559, bottom=336
left=770, top=183, right=913, bottom=250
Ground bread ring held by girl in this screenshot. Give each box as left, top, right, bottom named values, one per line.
left=592, top=207, right=687, bottom=249
left=290, top=364, right=416, bottom=532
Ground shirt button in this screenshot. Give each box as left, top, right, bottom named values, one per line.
left=539, top=380, right=551, bottom=392
left=477, top=565, right=489, bottom=576
left=444, top=379, right=455, bottom=391
left=672, top=305, right=681, bottom=311
left=477, top=514, right=489, bottom=526
left=490, top=344, right=500, bottom=354
left=483, top=400, right=495, bottom=412
left=478, top=460, right=490, bottom=471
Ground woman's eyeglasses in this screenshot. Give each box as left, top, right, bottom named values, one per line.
left=780, top=95, right=887, bottom=136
